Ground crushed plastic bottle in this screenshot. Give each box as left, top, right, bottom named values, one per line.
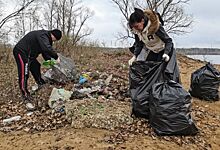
left=3, top=116, right=21, bottom=124
left=79, top=76, right=87, bottom=84
left=79, top=73, right=91, bottom=84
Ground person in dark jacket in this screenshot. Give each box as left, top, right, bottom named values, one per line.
left=128, top=8, right=181, bottom=83
left=13, top=29, right=62, bottom=110
left=128, top=8, right=173, bottom=65
left=128, top=8, right=181, bottom=118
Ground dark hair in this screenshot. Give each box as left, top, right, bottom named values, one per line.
left=128, top=8, right=145, bottom=28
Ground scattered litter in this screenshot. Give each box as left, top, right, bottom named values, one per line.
left=3, top=116, right=21, bottom=124
left=48, top=88, right=73, bottom=112
left=105, top=74, right=113, bottom=86
left=65, top=100, right=133, bottom=130
left=79, top=73, right=92, bottom=84
left=26, top=112, right=34, bottom=116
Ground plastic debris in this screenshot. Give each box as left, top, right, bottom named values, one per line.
left=3, top=116, right=21, bottom=124
left=79, top=73, right=91, bottom=84
left=48, top=88, right=73, bottom=112
left=44, top=54, right=78, bottom=83
left=105, top=74, right=113, bottom=86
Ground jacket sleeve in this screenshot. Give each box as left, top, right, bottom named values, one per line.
left=155, top=25, right=173, bottom=55
left=129, top=42, right=135, bottom=54
left=134, top=34, right=144, bottom=57
left=42, top=53, right=52, bottom=61
left=38, top=33, right=58, bottom=60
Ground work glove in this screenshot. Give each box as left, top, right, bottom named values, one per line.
left=162, top=53, right=170, bottom=62
left=128, top=55, right=136, bottom=66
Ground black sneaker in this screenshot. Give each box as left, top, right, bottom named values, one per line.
left=37, top=78, right=46, bottom=85
left=38, top=83, right=46, bottom=90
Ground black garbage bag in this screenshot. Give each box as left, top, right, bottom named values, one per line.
left=129, top=61, right=164, bottom=118
left=150, top=80, right=198, bottom=136
left=189, top=63, right=220, bottom=101
left=129, top=50, right=180, bottom=119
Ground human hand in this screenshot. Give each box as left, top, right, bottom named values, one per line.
left=162, top=54, right=170, bottom=62
left=56, top=57, right=61, bottom=64
left=128, top=55, right=136, bottom=66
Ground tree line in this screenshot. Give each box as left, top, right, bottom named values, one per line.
left=0, top=0, right=193, bottom=47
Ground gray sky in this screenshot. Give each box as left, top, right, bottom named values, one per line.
left=83, top=0, right=124, bottom=47
left=4, top=0, right=220, bottom=48
left=84, top=0, right=220, bottom=48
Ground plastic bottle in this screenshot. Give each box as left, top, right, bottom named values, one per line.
left=79, top=76, right=87, bottom=84
left=3, top=116, right=21, bottom=124
left=79, top=74, right=92, bottom=84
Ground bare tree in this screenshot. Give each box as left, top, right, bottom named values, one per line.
left=45, top=0, right=94, bottom=46
left=111, top=0, right=193, bottom=42
left=0, top=0, right=35, bottom=29
left=14, top=0, right=42, bottom=42
left=44, top=0, right=57, bottom=30
left=0, top=0, right=35, bottom=43
left=111, top=0, right=134, bottom=40
left=0, top=0, right=93, bottom=46
left=71, top=7, right=94, bottom=46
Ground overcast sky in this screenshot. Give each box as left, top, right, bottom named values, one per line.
left=83, top=0, right=220, bottom=48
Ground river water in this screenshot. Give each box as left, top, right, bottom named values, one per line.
left=187, top=55, right=220, bottom=64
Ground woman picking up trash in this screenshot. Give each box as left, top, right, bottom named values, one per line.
left=128, top=8, right=173, bottom=64
left=128, top=8, right=180, bottom=82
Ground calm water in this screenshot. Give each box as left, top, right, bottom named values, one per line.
left=187, top=55, right=220, bottom=64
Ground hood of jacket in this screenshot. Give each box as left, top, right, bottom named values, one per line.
left=143, top=9, right=160, bottom=35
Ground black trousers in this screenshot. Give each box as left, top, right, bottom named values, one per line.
left=13, top=47, right=45, bottom=97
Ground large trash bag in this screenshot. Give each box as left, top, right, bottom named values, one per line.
left=150, top=80, right=198, bottom=135
left=129, top=61, right=164, bottom=118
left=164, top=50, right=181, bottom=83
left=189, top=63, right=220, bottom=101
left=129, top=50, right=180, bottom=119
left=44, top=53, right=78, bottom=83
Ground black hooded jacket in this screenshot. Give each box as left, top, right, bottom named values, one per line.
left=129, top=10, right=173, bottom=58
left=14, top=30, right=58, bottom=60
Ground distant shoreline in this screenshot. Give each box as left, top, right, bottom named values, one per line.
left=95, top=47, right=220, bottom=55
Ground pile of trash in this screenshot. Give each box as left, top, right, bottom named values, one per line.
left=0, top=67, right=130, bottom=132
left=45, top=69, right=129, bottom=107
left=43, top=53, right=79, bottom=83
left=45, top=69, right=133, bottom=130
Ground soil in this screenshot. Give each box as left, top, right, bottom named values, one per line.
left=0, top=50, right=220, bottom=150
